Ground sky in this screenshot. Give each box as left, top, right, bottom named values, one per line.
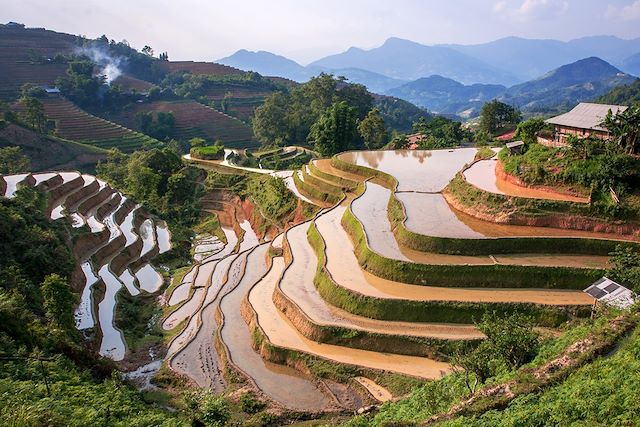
left=2, top=0, right=640, bottom=64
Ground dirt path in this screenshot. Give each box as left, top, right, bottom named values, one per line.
left=354, top=377, right=393, bottom=402
left=281, top=221, right=483, bottom=340
left=250, top=257, right=452, bottom=379
left=318, top=205, right=594, bottom=306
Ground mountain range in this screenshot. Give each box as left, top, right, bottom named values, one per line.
left=218, top=36, right=640, bottom=117
left=217, top=35, right=640, bottom=87
left=387, top=57, right=636, bottom=117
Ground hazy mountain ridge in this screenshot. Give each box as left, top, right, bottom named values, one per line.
left=498, top=57, right=637, bottom=113
left=386, top=57, right=637, bottom=117
left=386, top=75, right=506, bottom=116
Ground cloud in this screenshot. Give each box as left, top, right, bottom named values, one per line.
left=606, top=1, right=640, bottom=21
left=495, top=0, right=569, bottom=21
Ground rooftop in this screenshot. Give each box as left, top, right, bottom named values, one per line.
left=506, top=140, right=525, bottom=148
left=584, top=277, right=635, bottom=309
left=545, top=102, right=628, bottom=132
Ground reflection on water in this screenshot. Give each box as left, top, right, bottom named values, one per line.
left=339, top=149, right=476, bottom=192
left=219, top=244, right=332, bottom=411
left=398, top=193, right=485, bottom=238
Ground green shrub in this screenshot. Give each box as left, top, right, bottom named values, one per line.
left=190, top=145, right=225, bottom=160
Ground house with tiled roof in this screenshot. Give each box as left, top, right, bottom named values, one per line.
left=543, top=102, right=627, bottom=146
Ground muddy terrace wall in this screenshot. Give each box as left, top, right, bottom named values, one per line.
left=445, top=174, right=640, bottom=236
left=275, top=220, right=480, bottom=359
left=307, top=222, right=590, bottom=327
left=293, top=170, right=341, bottom=206
left=342, top=205, right=604, bottom=289
left=387, top=192, right=638, bottom=255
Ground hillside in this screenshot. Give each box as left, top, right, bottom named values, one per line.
left=310, top=37, right=520, bottom=86
left=346, top=310, right=639, bottom=426
left=0, top=123, right=107, bottom=172
left=622, top=52, right=640, bottom=77
left=386, top=75, right=505, bottom=116
left=103, top=100, right=259, bottom=148
left=0, top=25, right=78, bottom=99
left=596, top=78, right=640, bottom=105
left=158, top=60, right=243, bottom=76
left=499, top=57, right=637, bottom=113
left=13, top=95, right=160, bottom=152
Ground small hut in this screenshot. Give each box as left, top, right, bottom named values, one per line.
left=505, top=140, right=525, bottom=155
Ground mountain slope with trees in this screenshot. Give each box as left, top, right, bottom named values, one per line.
left=387, top=75, right=505, bottom=116
left=498, top=57, right=637, bottom=113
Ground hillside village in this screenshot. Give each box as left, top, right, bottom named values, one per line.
left=1, top=13, right=640, bottom=427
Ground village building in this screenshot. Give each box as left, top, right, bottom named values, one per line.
left=505, top=140, right=525, bottom=155
left=542, top=102, right=627, bottom=146
left=405, top=133, right=427, bottom=150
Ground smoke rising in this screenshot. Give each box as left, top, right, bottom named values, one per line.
left=76, top=46, right=123, bottom=85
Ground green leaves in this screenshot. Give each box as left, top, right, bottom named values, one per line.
left=310, top=101, right=358, bottom=156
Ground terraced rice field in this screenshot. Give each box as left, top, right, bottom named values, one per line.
left=6, top=145, right=632, bottom=413
left=0, top=26, right=76, bottom=99
left=1, top=170, right=170, bottom=363
left=13, top=95, right=160, bottom=152
left=106, top=100, right=258, bottom=149
left=171, top=146, right=630, bottom=411
left=158, top=61, right=243, bottom=76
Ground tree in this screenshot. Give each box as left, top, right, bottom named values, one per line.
left=477, top=311, right=539, bottom=370
left=515, top=117, right=546, bottom=145
left=412, top=116, right=471, bottom=148
left=607, top=245, right=640, bottom=293
left=309, top=101, right=357, bottom=156
left=253, top=91, right=292, bottom=146
left=23, top=97, right=46, bottom=133
left=479, top=100, right=521, bottom=135
left=602, top=105, right=640, bottom=154
left=338, top=82, right=374, bottom=120
left=358, top=108, right=388, bottom=149
left=141, top=45, right=154, bottom=57
left=41, top=274, right=76, bottom=330
left=453, top=342, right=497, bottom=394
left=0, top=147, right=30, bottom=174
left=189, top=137, right=206, bottom=148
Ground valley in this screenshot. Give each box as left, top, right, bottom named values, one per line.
left=1, top=14, right=640, bottom=427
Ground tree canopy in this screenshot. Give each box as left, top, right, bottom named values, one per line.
left=358, top=108, right=388, bottom=149
left=309, top=101, right=358, bottom=156
left=479, top=100, right=521, bottom=135
left=252, top=73, right=372, bottom=148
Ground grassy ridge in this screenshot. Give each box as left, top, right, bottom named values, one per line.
left=292, top=169, right=342, bottom=205
left=300, top=166, right=343, bottom=197
left=307, top=162, right=358, bottom=190
left=344, top=205, right=603, bottom=289
left=307, top=222, right=589, bottom=326
left=281, top=221, right=481, bottom=359
left=387, top=191, right=638, bottom=256
left=448, top=173, right=600, bottom=219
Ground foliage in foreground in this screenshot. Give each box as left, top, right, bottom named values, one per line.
left=346, top=310, right=638, bottom=427
left=0, top=188, right=185, bottom=425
